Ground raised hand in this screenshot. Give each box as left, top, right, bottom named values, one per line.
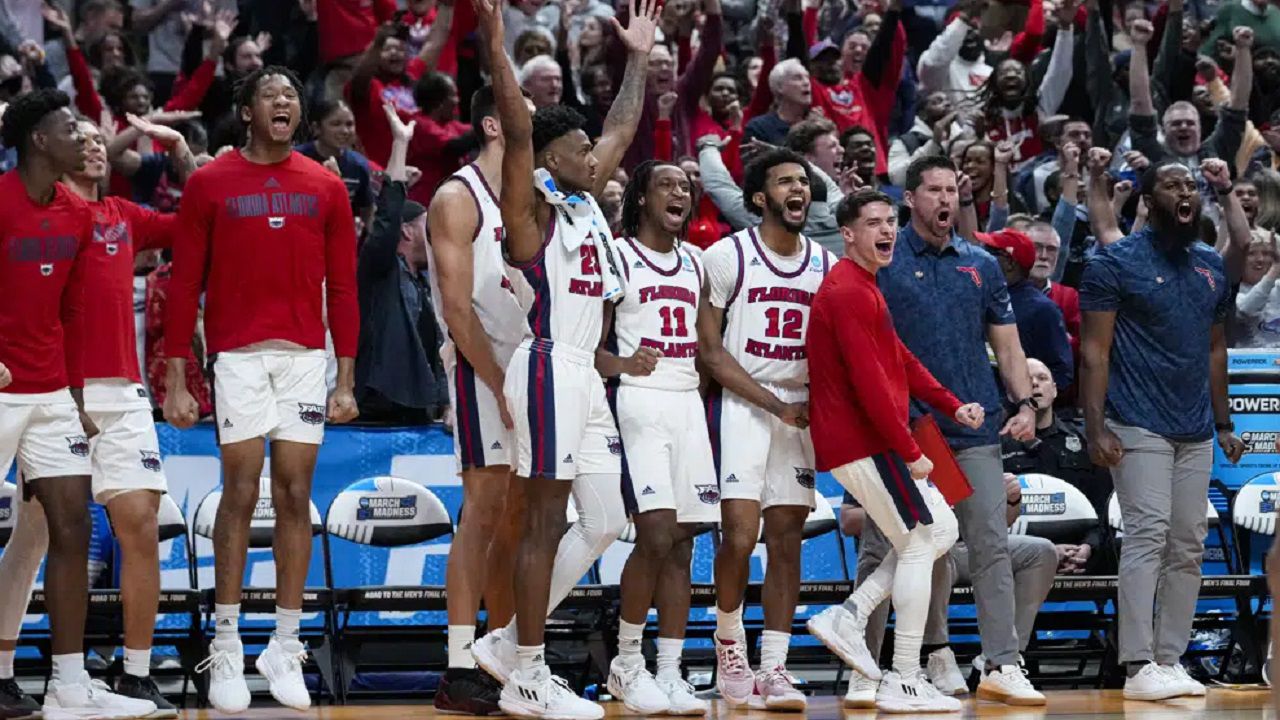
left=147, top=109, right=203, bottom=125
left=382, top=101, right=417, bottom=145
left=298, top=0, right=318, bottom=21
left=1234, top=25, right=1254, bottom=49
left=933, top=111, right=957, bottom=146
left=1129, top=18, right=1153, bottom=45
left=1196, top=55, right=1220, bottom=82
left=41, top=4, right=72, bottom=36
left=1053, top=0, right=1078, bottom=28
left=994, top=140, right=1015, bottom=167
left=985, top=31, right=1013, bottom=54
left=1113, top=179, right=1134, bottom=204
left=126, top=113, right=186, bottom=147
left=1200, top=157, right=1231, bottom=191
left=957, top=171, right=973, bottom=201
left=1086, top=146, right=1112, bottom=175
left=472, top=0, right=503, bottom=38
left=1122, top=149, right=1149, bottom=171
left=1060, top=140, right=1081, bottom=173
left=255, top=31, right=273, bottom=54
left=657, top=91, right=678, bottom=120
left=612, top=0, right=661, bottom=56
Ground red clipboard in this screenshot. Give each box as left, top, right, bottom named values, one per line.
left=911, top=414, right=973, bottom=505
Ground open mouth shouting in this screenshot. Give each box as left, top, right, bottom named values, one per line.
left=270, top=110, right=293, bottom=135
left=874, top=236, right=894, bottom=261
left=935, top=207, right=953, bottom=230
left=664, top=199, right=688, bottom=226
left=784, top=196, right=807, bottom=224
left=1175, top=200, right=1196, bottom=224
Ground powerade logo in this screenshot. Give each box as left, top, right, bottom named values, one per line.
left=1261, top=490, right=1278, bottom=514
left=1022, top=492, right=1066, bottom=515
left=1240, top=431, right=1280, bottom=455
left=1228, top=396, right=1280, bottom=413
left=356, top=495, right=418, bottom=521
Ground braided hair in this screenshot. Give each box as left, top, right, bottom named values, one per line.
left=620, top=160, right=692, bottom=240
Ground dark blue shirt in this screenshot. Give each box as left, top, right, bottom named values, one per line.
left=296, top=142, right=374, bottom=214
left=1078, top=227, right=1230, bottom=441
left=743, top=113, right=793, bottom=147
left=1008, top=280, right=1074, bottom=389
left=879, top=225, right=1017, bottom=448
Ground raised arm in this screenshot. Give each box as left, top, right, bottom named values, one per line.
left=1128, top=19, right=1155, bottom=118
left=1227, top=27, right=1253, bottom=113
left=591, top=0, right=661, bottom=197
left=1085, top=147, right=1125, bottom=246
left=1202, top=158, right=1251, bottom=282
left=474, top=0, right=540, bottom=265
left=1036, top=0, right=1078, bottom=118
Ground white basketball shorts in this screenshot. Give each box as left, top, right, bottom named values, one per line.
left=708, top=384, right=816, bottom=510
left=614, top=384, right=720, bottom=523
left=0, top=389, right=93, bottom=482
left=210, top=348, right=328, bottom=446
left=445, top=348, right=515, bottom=472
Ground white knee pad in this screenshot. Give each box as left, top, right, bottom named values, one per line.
left=926, top=491, right=959, bottom=560
left=571, top=473, right=627, bottom=555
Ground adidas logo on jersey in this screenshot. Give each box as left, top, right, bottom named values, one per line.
left=633, top=260, right=644, bottom=268
left=491, top=441, right=503, bottom=450
left=563, top=454, right=573, bottom=463
left=264, top=177, right=281, bottom=189
left=642, top=486, right=656, bottom=496
left=222, top=418, right=233, bottom=428
left=725, top=473, right=739, bottom=483
left=750, top=258, right=762, bottom=266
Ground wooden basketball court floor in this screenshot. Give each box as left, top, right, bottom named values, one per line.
left=169, top=690, right=1276, bottom=718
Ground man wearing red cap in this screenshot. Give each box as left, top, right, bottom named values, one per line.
left=976, top=229, right=1074, bottom=390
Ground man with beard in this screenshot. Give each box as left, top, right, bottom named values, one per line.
left=697, top=148, right=836, bottom=710
left=164, top=66, right=361, bottom=713
left=1080, top=156, right=1246, bottom=701
left=1129, top=21, right=1252, bottom=201
left=874, top=155, right=1045, bottom=706
left=888, top=91, right=953, bottom=187
left=595, top=160, right=712, bottom=716
left=916, top=4, right=991, bottom=98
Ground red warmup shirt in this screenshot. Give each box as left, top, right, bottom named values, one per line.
left=164, top=151, right=360, bottom=360
left=317, top=0, right=398, bottom=63
left=0, top=172, right=93, bottom=394
left=807, top=258, right=962, bottom=470
left=84, top=197, right=177, bottom=382
left=407, top=115, right=471, bottom=206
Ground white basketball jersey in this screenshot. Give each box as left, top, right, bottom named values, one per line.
left=511, top=192, right=618, bottom=353
left=717, top=228, right=834, bottom=389
left=610, top=237, right=703, bottom=391
left=427, top=163, right=529, bottom=368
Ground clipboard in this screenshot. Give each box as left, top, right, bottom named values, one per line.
left=911, top=414, right=974, bottom=505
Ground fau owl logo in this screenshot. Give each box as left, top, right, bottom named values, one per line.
left=139, top=450, right=162, bottom=471
left=66, top=435, right=90, bottom=457
left=1194, top=266, right=1216, bottom=291
left=697, top=485, right=721, bottom=504
left=956, top=266, right=982, bottom=287
left=606, top=436, right=623, bottom=456
left=298, top=403, right=326, bottom=425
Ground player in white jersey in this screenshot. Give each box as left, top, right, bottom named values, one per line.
left=470, top=0, right=658, bottom=718
left=426, top=85, right=535, bottom=715
left=696, top=148, right=836, bottom=710
left=592, top=161, right=714, bottom=716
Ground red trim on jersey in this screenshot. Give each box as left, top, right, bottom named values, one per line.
left=749, top=227, right=812, bottom=279
left=623, top=236, right=682, bottom=277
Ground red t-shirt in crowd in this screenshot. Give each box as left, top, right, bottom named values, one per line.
left=165, top=151, right=359, bottom=360
left=407, top=115, right=471, bottom=206
left=83, top=197, right=177, bottom=382
left=349, top=57, right=427, bottom=167
left=317, top=0, right=398, bottom=63
left=0, top=172, right=93, bottom=394
left=807, top=258, right=962, bottom=470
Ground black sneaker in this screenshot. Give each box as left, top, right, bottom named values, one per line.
left=0, top=678, right=39, bottom=720
left=115, top=674, right=178, bottom=719
left=434, top=667, right=503, bottom=715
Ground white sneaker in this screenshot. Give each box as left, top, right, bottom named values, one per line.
left=606, top=657, right=669, bottom=715
left=806, top=605, right=881, bottom=680
left=747, top=666, right=806, bottom=712
left=500, top=667, right=604, bottom=720
left=254, top=637, right=311, bottom=710
left=194, top=641, right=250, bottom=714
left=1162, top=663, right=1206, bottom=697
left=654, top=671, right=707, bottom=716
left=875, top=670, right=963, bottom=713
left=713, top=638, right=754, bottom=707
left=474, top=629, right=518, bottom=684
left=43, top=673, right=157, bottom=720
left=843, top=672, right=878, bottom=709
left=927, top=647, right=968, bottom=696
left=1122, top=663, right=1183, bottom=701
left=976, top=664, right=1045, bottom=706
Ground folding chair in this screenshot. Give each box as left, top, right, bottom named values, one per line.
left=1230, top=472, right=1277, bottom=676
left=189, top=476, right=338, bottom=706
left=323, top=475, right=452, bottom=701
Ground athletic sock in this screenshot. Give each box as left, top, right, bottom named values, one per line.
left=617, top=620, right=645, bottom=664
left=0, top=649, right=13, bottom=680
left=51, top=654, right=84, bottom=687
left=273, top=606, right=302, bottom=646
left=214, top=603, right=240, bottom=647
left=448, top=625, right=477, bottom=669
left=655, top=637, right=683, bottom=679
left=1127, top=661, right=1150, bottom=678
left=516, top=644, right=546, bottom=674
left=715, top=605, right=745, bottom=646
left=760, top=631, right=790, bottom=671
left=123, top=647, right=151, bottom=678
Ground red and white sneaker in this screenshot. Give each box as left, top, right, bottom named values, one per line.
left=747, top=667, right=806, bottom=712
left=713, top=638, right=753, bottom=707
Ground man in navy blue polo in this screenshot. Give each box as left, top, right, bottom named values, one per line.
left=870, top=155, right=1045, bottom=705
left=1079, top=154, right=1245, bottom=702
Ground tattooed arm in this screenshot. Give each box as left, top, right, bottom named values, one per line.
left=590, top=0, right=661, bottom=197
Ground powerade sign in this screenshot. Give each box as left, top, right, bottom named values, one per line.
left=1218, top=350, right=1280, bottom=490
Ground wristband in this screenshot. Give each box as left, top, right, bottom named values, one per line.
left=960, top=198, right=975, bottom=207
left=1216, top=421, right=1235, bottom=432
left=1015, top=396, right=1039, bottom=411
left=1215, top=185, right=1235, bottom=197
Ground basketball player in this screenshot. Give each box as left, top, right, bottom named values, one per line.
left=468, top=0, right=657, bottom=716
left=163, top=66, right=360, bottom=713
left=0, top=114, right=194, bottom=718
left=426, top=85, right=535, bottom=715
left=0, top=90, right=155, bottom=719
left=808, top=189, right=985, bottom=712
left=697, top=148, right=836, bottom=710
left=596, top=161, right=712, bottom=716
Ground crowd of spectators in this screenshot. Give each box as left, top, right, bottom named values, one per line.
left=0, top=0, right=1279, bottom=455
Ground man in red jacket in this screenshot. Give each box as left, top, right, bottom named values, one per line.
left=163, top=66, right=360, bottom=715
left=805, top=189, right=984, bottom=714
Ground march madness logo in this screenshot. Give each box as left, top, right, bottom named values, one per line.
left=956, top=266, right=982, bottom=287
left=795, top=467, right=816, bottom=489
left=66, top=435, right=89, bottom=457
left=357, top=495, right=418, bottom=521
left=1194, top=266, right=1217, bottom=291
left=1239, top=431, right=1279, bottom=455
left=298, top=403, right=325, bottom=425
left=697, top=485, right=721, bottom=504
left=139, top=450, right=162, bottom=472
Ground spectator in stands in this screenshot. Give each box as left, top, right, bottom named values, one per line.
left=513, top=28, right=555, bottom=67
left=519, top=55, right=562, bottom=109
left=888, top=91, right=952, bottom=188
left=1026, top=220, right=1081, bottom=356
left=1001, top=358, right=1115, bottom=574
left=976, top=228, right=1073, bottom=389
left=841, top=126, right=885, bottom=193
left=318, top=0, right=398, bottom=66
left=1201, top=0, right=1280, bottom=61
left=916, top=3, right=990, bottom=97
left=407, top=72, right=477, bottom=205
left=743, top=58, right=810, bottom=148
left=347, top=23, right=434, bottom=166
left=1235, top=233, right=1280, bottom=347
left=129, top=0, right=235, bottom=104
left=297, top=98, right=376, bottom=238
left=355, top=103, right=448, bottom=424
